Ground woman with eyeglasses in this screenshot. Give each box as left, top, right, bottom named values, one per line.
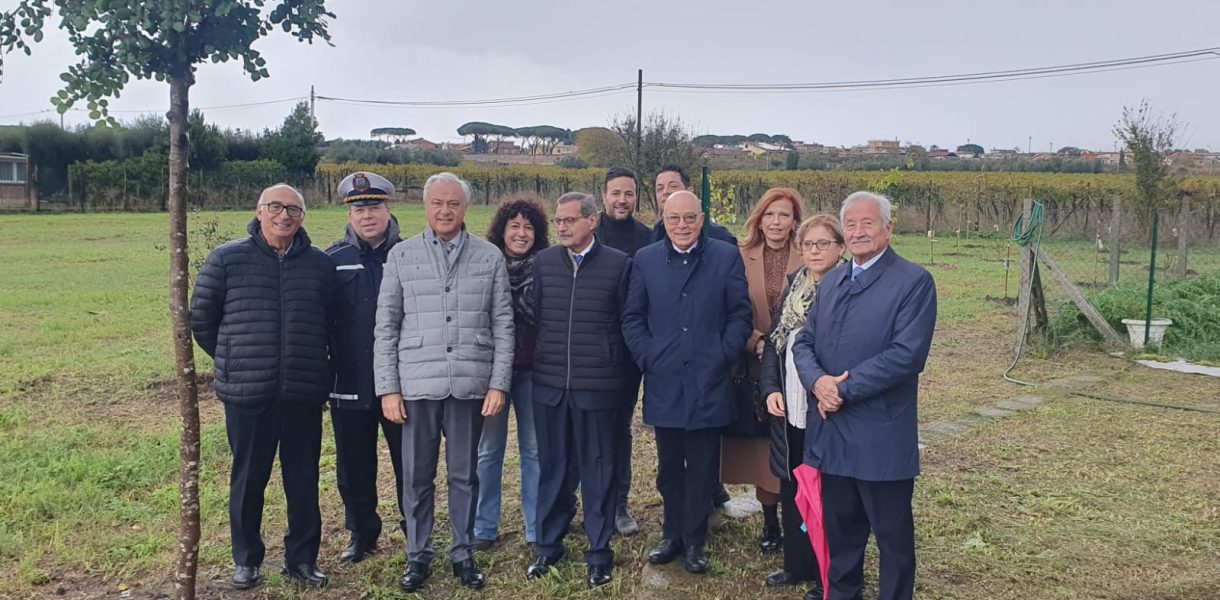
left=723, top=187, right=806, bottom=554
left=759, top=214, right=845, bottom=600
left=473, top=194, right=550, bottom=551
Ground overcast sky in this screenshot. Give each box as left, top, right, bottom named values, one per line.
left=2, top=0, right=1218, bottom=152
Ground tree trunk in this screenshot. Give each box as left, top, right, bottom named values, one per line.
left=1175, top=194, right=1190, bottom=278
left=168, top=73, right=201, bottom=600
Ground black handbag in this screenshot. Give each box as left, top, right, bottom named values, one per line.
left=723, top=353, right=769, bottom=438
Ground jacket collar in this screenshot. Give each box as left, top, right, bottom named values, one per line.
left=836, top=245, right=898, bottom=290
left=342, top=215, right=402, bottom=256
left=247, top=217, right=312, bottom=259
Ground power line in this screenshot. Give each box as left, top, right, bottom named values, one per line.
left=646, top=46, right=1220, bottom=92
left=316, top=83, right=636, bottom=108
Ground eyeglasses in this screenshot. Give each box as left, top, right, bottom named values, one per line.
left=800, top=239, right=840, bottom=251
left=260, top=202, right=305, bottom=217
left=663, top=214, right=700, bottom=225
left=552, top=216, right=590, bottom=227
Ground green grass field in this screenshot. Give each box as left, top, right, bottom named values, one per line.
left=0, top=206, right=1217, bottom=599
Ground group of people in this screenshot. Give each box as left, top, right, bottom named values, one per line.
left=190, top=163, right=937, bottom=600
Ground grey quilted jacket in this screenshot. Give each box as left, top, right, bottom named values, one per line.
left=374, top=227, right=515, bottom=401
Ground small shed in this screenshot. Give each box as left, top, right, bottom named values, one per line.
left=0, top=153, right=33, bottom=210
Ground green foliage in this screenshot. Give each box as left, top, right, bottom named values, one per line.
left=1049, top=274, right=1220, bottom=363
left=514, top=125, right=572, bottom=155
left=707, top=176, right=737, bottom=225
left=606, top=112, right=700, bottom=209
left=556, top=155, right=588, bottom=169
left=1113, top=100, right=1180, bottom=209
left=957, top=143, right=984, bottom=155
left=0, top=1, right=333, bottom=122
left=259, top=101, right=322, bottom=177
left=785, top=150, right=799, bottom=170
left=694, top=133, right=794, bottom=148
left=321, top=139, right=460, bottom=166
left=369, top=126, right=416, bottom=143
left=456, top=121, right=516, bottom=154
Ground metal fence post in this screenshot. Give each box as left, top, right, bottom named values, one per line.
left=1145, top=209, right=1160, bottom=335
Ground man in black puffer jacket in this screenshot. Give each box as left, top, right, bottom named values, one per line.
left=190, top=184, right=336, bottom=590
left=525, top=192, right=631, bottom=590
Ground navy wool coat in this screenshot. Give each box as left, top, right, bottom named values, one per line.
left=792, top=248, right=937, bottom=482
left=622, top=236, right=753, bottom=430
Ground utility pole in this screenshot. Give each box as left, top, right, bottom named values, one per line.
left=1027, top=136, right=1032, bottom=154
left=636, top=69, right=643, bottom=163
left=309, top=85, right=317, bottom=127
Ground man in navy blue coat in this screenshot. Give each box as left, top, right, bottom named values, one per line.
left=793, top=191, right=937, bottom=600
left=325, top=171, right=405, bottom=565
left=525, top=192, right=632, bottom=589
left=623, top=191, right=753, bottom=574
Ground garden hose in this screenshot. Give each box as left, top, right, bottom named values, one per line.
left=1003, top=202, right=1046, bottom=386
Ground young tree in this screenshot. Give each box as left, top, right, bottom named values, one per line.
left=609, top=112, right=699, bottom=211
left=0, top=3, right=333, bottom=599
left=1113, top=99, right=1181, bottom=209
left=262, top=101, right=323, bottom=177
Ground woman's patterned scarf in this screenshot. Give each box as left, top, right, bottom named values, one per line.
left=771, top=266, right=818, bottom=350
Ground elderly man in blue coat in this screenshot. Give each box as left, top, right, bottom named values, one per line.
left=793, top=191, right=937, bottom=600
left=623, top=191, right=753, bottom=574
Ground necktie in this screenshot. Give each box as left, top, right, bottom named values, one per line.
left=851, top=265, right=864, bottom=282
left=573, top=254, right=583, bottom=267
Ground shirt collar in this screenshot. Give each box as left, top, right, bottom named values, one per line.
left=852, top=246, right=888, bottom=271
left=570, top=238, right=596, bottom=260
left=671, top=239, right=699, bottom=255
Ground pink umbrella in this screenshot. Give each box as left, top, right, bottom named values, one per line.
left=793, top=463, right=830, bottom=600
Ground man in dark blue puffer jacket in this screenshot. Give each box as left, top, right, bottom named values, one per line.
left=524, top=192, right=631, bottom=590
left=190, top=183, right=336, bottom=590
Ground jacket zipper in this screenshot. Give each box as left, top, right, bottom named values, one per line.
left=278, top=254, right=286, bottom=399
left=565, top=256, right=578, bottom=390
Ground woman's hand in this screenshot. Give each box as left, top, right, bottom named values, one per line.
left=766, top=392, right=786, bottom=417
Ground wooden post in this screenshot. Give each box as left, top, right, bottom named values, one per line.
left=1175, top=194, right=1190, bottom=278
left=1015, top=197, right=1033, bottom=349
left=1108, top=195, right=1122, bottom=285
left=1037, top=248, right=1125, bottom=346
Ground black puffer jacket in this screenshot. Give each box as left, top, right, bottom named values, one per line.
left=531, top=240, right=632, bottom=402
left=761, top=271, right=801, bottom=480
left=191, top=219, right=336, bottom=408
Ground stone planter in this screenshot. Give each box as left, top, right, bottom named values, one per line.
left=1121, top=318, right=1173, bottom=349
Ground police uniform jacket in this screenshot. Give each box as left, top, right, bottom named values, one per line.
left=325, top=218, right=401, bottom=410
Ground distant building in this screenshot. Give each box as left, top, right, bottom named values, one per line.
left=864, top=139, right=901, bottom=154
left=0, top=153, right=33, bottom=210
left=399, top=138, right=438, bottom=150
left=552, top=143, right=578, bottom=156
left=741, top=141, right=788, bottom=157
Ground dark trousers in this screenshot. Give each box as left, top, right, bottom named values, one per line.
left=780, top=424, right=818, bottom=580
left=533, top=387, right=618, bottom=566
left=613, top=372, right=642, bottom=511
left=401, top=398, right=484, bottom=565
left=224, top=401, right=323, bottom=567
left=821, top=474, right=915, bottom=600
left=654, top=426, right=720, bottom=547
left=332, top=405, right=405, bottom=540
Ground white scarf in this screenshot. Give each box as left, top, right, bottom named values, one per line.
left=784, top=329, right=808, bottom=429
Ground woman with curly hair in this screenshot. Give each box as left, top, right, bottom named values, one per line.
left=473, top=194, right=550, bottom=550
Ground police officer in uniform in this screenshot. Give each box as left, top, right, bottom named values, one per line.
left=326, top=171, right=406, bottom=564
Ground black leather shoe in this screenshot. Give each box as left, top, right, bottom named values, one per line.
left=765, top=570, right=812, bottom=587
left=614, top=506, right=640, bottom=537
left=683, top=545, right=709, bottom=574
left=281, top=563, right=327, bottom=588
left=647, top=539, right=684, bottom=565
left=399, top=561, right=431, bottom=593
left=526, top=555, right=560, bottom=580
left=586, top=564, right=613, bottom=589
left=339, top=535, right=377, bottom=564
left=231, top=565, right=260, bottom=590
left=804, top=583, right=826, bottom=600
left=472, top=537, right=496, bottom=551
left=759, top=524, right=782, bottom=555
left=452, top=558, right=485, bottom=589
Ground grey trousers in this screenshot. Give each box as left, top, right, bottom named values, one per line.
left=401, top=397, right=484, bottom=565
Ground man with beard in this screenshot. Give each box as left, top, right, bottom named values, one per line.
left=651, top=164, right=737, bottom=246
left=591, top=166, right=650, bottom=537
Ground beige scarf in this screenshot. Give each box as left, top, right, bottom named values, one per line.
left=770, top=266, right=818, bottom=351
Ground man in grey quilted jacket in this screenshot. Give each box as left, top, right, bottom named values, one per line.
left=374, top=172, right=514, bottom=593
